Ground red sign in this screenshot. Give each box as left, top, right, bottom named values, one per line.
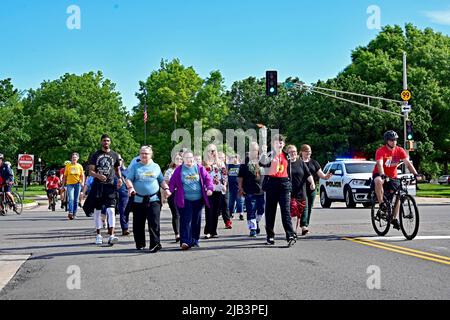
left=18, top=154, right=34, bottom=171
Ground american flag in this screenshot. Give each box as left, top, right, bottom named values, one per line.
left=143, top=102, right=148, bottom=123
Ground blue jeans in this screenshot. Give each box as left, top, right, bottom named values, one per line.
left=228, top=185, right=243, bottom=214
left=245, top=194, right=265, bottom=230
left=178, top=199, right=204, bottom=247
left=66, top=183, right=81, bottom=215
left=118, top=190, right=129, bottom=231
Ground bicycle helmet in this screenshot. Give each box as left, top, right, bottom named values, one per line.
left=49, top=170, right=56, bottom=176
left=64, top=160, right=71, bottom=166
left=383, top=130, right=399, bottom=143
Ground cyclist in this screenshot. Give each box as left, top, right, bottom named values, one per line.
left=372, top=130, right=421, bottom=230
left=59, top=160, right=71, bottom=208
left=45, top=170, right=61, bottom=210
left=0, top=153, right=17, bottom=212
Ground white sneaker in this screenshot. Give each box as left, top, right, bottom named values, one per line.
left=95, top=234, right=103, bottom=245
left=108, top=236, right=119, bottom=246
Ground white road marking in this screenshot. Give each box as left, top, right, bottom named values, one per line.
left=359, top=236, right=450, bottom=241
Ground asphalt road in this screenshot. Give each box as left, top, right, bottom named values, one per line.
left=0, top=199, right=449, bottom=300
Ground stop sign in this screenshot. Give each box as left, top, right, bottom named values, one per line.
left=18, top=154, right=34, bottom=171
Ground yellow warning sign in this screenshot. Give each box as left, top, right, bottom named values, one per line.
left=401, top=90, right=411, bottom=101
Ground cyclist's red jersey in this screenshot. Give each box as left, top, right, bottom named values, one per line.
left=46, top=176, right=60, bottom=189
left=372, top=145, right=407, bottom=178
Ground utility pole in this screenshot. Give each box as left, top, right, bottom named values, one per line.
left=403, top=51, right=409, bottom=156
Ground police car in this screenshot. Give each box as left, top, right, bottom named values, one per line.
left=319, top=159, right=375, bottom=208
left=319, top=158, right=416, bottom=208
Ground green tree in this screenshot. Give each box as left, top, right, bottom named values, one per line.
left=22, top=72, right=138, bottom=167
left=0, top=79, right=30, bottom=162
left=131, top=59, right=228, bottom=167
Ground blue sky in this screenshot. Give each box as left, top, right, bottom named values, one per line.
left=1, top=0, right=450, bottom=110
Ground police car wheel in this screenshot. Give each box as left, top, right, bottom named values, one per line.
left=344, top=187, right=356, bottom=208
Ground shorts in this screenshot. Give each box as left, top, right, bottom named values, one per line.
left=1, top=184, right=11, bottom=193
left=46, top=189, right=58, bottom=197
left=90, top=182, right=118, bottom=210
left=372, top=173, right=400, bottom=194
left=290, top=198, right=306, bottom=218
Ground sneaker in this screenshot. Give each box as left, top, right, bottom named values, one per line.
left=239, top=214, right=244, bottom=221
left=108, top=235, right=119, bottom=246
left=149, top=243, right=162, bottom=253
left=204, top=234, right=211, bottom=239
left=181, top=243, right=190, bottom=250
left=287, top=236, right=297, bottom=247
left=379, top=202, right=388, bottom=212
left=301, top=227, right=309, bottom=236
left=249, top=230, right=257, bottom=237
left=175, top=235, right=180, bottom=243
left=122, top=230, right=130, bottom=236
left=266, top=238, right=275, bottom=245
left=68, top=213, right=74, bottom=220
left=95, top=234, right=103, bottom=245
left=225, top=220, right=232, bottom=229
left=391, top=218, right=400, bottom=230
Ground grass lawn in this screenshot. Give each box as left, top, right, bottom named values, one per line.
left=416, top=183, right=450, bottom=198
left=14, top=184, right=47, bottom=197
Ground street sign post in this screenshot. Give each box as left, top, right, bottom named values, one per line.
left=402, top=104, right=411, bottom=113
left=18, top=154, right=34, bottom=196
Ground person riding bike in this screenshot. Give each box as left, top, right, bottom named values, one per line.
left=59, top=161, right=71, bottom=208
left=0, top=153, right=17, bottom=212
left=46, top=170, right=61, bottom=210
left=372, top=130, right=421, bottom=230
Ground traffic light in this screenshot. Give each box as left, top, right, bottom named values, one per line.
left=406, top=120, right=414, bottom=140
left=266, top=71, right=277, bottom=96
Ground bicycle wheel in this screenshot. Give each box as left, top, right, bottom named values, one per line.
left=399, top=194, right=419, bottom=240
left=371, top=194, right=391, bottom=236
left=12, top=192, right=23, bottom=215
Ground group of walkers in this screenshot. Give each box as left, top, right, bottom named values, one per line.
left=39, top=133, right=332, bottom=252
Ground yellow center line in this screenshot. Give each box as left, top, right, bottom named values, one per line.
left=354, top=238, right=450, bottom=262
left=342, top=238, right=450, bottom=266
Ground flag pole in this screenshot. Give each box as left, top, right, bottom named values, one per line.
left=143, top=87, right=147, bottom=145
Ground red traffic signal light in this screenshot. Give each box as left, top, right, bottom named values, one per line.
left=266, top=71, right=277, bottom=96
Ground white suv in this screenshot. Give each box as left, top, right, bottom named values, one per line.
left=319, top=159, right=416, bottom=208
left=319, top=159, right=375, bottom=208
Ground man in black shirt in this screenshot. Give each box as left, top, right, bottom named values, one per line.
left=238, top=142, right=265, bottom=237
left=88, top=134, right=123, bottom=246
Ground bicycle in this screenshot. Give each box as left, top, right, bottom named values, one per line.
left=370, top=176, right=419, bottom=240
left=0, top=185, right=23, bottom=215
left=47, top=188, right=58, bottom=211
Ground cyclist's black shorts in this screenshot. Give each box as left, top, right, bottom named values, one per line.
left=47, top=189, right=58, bottom=197
left=90, top=182, right=117, bottom=210
left=1, top=184, right=11, bottom=193
left=372, top=173, right=400, bottom=194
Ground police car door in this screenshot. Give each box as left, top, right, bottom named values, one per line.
left=327, top=163, right=340, bottom=198
left=334, top=163, right=345, bottom=200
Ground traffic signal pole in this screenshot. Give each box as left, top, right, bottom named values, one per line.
left=403, top=52, right=409, bottom=157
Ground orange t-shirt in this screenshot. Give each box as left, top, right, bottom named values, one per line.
left=269, top=152, right=289, bottom=178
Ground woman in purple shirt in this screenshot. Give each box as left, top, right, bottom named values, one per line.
left=169, top=151, right=214, bottom=250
